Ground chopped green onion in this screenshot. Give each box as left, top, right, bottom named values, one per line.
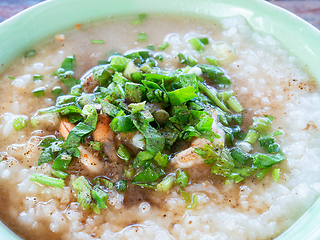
left=51, top=86, right=63, bottom=97
left=130, top=13, right=146, bottom=24
left=51, top=170, right=68, bottom=180
left=24, top=49, right=36, bottom=58
left=147, top=45, right=155, bottom=50
left=92, top=187, right=108, bottom=210
left=178, top=53, right=187, bottom=64
left=123, top=165, right=134, bottom=179
left=176, top=169, right=189, bottom=188
left=180, top=190, right=198, bottom=209
left=70, top=85, right=82, bottom=96
left=233, top=114, right=243, bottom=126
left=217, top=90, right=234, bottom=102
left=268, top=143, right=280, bottom=153
left=115, top=180, right=127, bottom=192
left=130, top=19, right=142, bottom=25
left=188, top=38, right=204, bottom=52
left=256, top=167, right=271, bottom=181
left=198, top=82, right=229, bottom=112
left=154, top=152, right=168, bottom=168
left=158, top=42, right=169, bottom=50
left=155, top=54, right=164, bottom=61
left=72, top=176, right=95, bottom=212
left=32, top=86, right=46, bottom=97
left=273, top=130, right=283, bottom=136
left=8, top=76, right=15, bottom=80
left=131, top=72, right=143, bottom=83
left=137, top=33, right=148, bottom=42
left=91, top=39, right=105, bottom=44
left=259, top=136, right=274, bottom=147
left=90, top=141, right=103, bottom=151
left=133, top=151, right=154, bottom=168
left=272, top=168, right=281, bottom=183
left=12, top=116, right=27, bottom=131
left=251, top=116, right=273, bottom=133
left=199, top=38, right=209, bottom=45
left=205, top=56, right=221, bottom=66
left=98, top=60, right=109, bottom=65
left=92, top=177, right=113, bottom=189
left=244, top=130, right=259, bottom=145
left=227, top=96, right=244, bottom=113
left=33, top=74, right=43, bottom=81
left=117, top=144, right=130, bottom=162
left=140, top=63, right=151, bottom=72
left=139, top=13, right=146, bottom=19
left=230, top=148, right=252, bottom=165
left=30, top=173, right=65, bottom=188
left=187, top=56, right=197, bottom=67
left=157, top=174, right=175, bottom=192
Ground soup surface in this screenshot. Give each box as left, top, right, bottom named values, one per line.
left=0, top=15, right=319, bottom=240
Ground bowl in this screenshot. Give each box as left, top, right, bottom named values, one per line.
left=0, top=0, right=320, bottom=239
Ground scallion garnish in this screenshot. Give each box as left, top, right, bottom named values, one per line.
left=188, top=38, right=204, bottom=52
left=8, top=76, right=15, bottom=80
left=227, top=96, right=244, bottom=113
left=51, top=170, right=68, bottom=180
left=199, top=38, right=209, bottom=45
left=137, top=33, right=148, bottom=42
left=90, top=141, right=103, bottom=151
left=12, top=116, right=27, bottom=131
left=272, top=168, right=280, bottom=183
left=157, top=174, right=175, bottom=192
left=51, top=86, right=63, bottom=97
left=30, top=173, right=65, bottom=188
left=158, top=42, right=169, bottom=51
left=147, top=45, right=155, bottom=50
left=115, top=180, right=127, bottom=192
left=91, top=39, right=105, bottom=44
left=180, top=190, right=198, bottom=209
left=24, top=49, right=36, bottom=58
left=176, top=169, right=189, bottom=188
left=33, top=74, right=43, bottom=81
left=117, top=144, right=130, bottom=162
left=130, top=13, right=147, bottom=25
left=32, top=87, right=46, bottom=97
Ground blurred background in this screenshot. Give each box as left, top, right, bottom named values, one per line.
left=0, top=0, right=319, bottom=29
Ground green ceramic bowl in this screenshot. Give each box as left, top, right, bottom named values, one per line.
left=0, top=0, right=320, bottom=239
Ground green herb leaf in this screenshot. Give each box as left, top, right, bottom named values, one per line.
left=132, top=163, right=165, bottom=184
left=168, top=86, right=197, bottom=106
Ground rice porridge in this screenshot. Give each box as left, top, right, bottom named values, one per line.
left=0, top=15, right=319, bottom=240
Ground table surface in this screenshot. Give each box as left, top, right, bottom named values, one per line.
left=0, top=0, right=319, bottom=30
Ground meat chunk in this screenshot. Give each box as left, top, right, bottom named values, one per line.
left=170, top=110, right=225, bottom=168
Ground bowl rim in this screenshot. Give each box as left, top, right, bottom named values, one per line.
left=0, top=0, right=320, bottom=239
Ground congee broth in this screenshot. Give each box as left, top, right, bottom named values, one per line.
left=0, top=15, right=319, bottom=240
